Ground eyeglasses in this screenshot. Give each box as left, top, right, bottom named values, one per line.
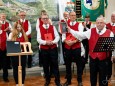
left=20, top=15, right=26, bottom=16
left=42, top=18, right=49, bottom=20
left=70, top=15, right=76, bottom=16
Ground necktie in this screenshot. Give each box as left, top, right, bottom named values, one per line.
left=72, top=22, right=74, bottom=26
left=112, top=23, right=114, bottom=26
left=98, top=30, right=101, bottom=34
left=2, top=21, right=4, bottom=24
left=45, top=24, right=48, bottom=29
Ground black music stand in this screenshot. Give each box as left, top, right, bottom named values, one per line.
left=93, top=37, right=115, bottom=85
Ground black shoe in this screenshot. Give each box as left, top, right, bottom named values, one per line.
left=3, top=78, right=9, bottom=82
left=63, top=81, right=71, bottom=86
left=28, top=65, right=32, bottom=68
left=7, top=66, right=12, bottom=69
left=44, top=81, right=50, bottom=86
left=56, top=83, right=62, bottom=86
left=78, top=82, right=83, bottom=86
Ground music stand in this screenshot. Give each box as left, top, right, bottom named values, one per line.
left=7, top=41, right=33, bottom=86
left=93, top=37, right=115, bottom=84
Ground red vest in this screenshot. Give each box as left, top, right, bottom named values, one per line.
left=39, top=25, right=57, bottom=49
left=16, top=34, right=25, bottom=42
left=0, top=22, right=9, bottom=51
left=106, top=23, right=115, bottom=34
left=89, top=28, right=111, bottom=60
left=19, top=20, right=31, bottom=38
left=64, top=20, right=81, bottom=49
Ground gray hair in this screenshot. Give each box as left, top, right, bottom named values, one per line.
left=96, top=15, right=106, bottom=23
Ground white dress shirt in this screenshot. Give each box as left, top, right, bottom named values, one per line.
left=70, top=26, right=114, bottom=41
left=81, top=43, right=85, bottom=57
left=20, top=19, right=31, bottom=36
left=37, top=24, right=60, bottom=46
left=62, top=21, right=84, bottom=42
left=110, top=22, right=115, bottom=26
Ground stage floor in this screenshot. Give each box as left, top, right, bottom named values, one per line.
left=0, top=65, right=114, bottom=86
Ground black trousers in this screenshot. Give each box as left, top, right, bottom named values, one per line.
left=107, top=52, right=112, bottom=80
left=41, top=48, right=60, bottom=84
left=27, top=38, right=32, bottom=67
left=64, top=48, right=83, bottom=83
left=90, top=57, right=108, bottom=86
left=0, top=49, right=8, bottom=80
left=11, top=55, right=27, bottom=84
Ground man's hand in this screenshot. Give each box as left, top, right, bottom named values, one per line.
left=46, top=40, right=53, bottom=45
left=82, top=22, right=87, bottom=28
left=65, top=40, right=77, bottom=46
left=67, top=26, right=71, bottom=32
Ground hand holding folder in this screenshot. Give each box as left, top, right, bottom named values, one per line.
left=44, top=33, right=53, bottom=41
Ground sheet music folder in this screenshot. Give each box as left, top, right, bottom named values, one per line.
left=60, top=22, right=67, bottom=33
left=93, top=37, right=115, bottom=52
left=6, top=41, right=21, bottom=54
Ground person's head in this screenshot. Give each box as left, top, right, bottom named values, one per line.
left=96, top=15, right=106, bottom=31
left=41, top=14, right=49, bottom=24
left=0, top=13, right=6, bottom=21
left=111, top=11, right=115, bottom=23
left=18, top=11, right=26, bottom=20
left=85, top=14, right=90, bottom=22
left=40, top=10, right=47, bottom=16
left=69, top=11, right=76, bottom=22
left=12, top=22, right=28, bottom=41
left=63, top=12, right=69, bottom=19
left=14, top=22, right=23, bottom=32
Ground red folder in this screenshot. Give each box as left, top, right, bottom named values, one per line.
left=44, top=33, right=53, bottom=41
left=66, top=34, right=76, bottom=41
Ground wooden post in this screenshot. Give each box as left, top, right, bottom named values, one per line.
left=18, top=55, right=22, bottom=86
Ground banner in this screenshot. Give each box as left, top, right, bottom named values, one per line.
left=81, top=0, right=105, bottom=21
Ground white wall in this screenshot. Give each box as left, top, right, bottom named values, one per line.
left=105, top=0, right=115, bottom=23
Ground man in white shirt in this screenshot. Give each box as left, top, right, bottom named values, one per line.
left=37, top=14, right=62, bottom=86
left=18, top=11, right=32, bottom=68
left=69, top=16, right=114, bottom=86
left=0, top=13, right=12, bottom=34
left=62, top=11, right=84, bottom=86
left=0, top=13, right=12, bottom=82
